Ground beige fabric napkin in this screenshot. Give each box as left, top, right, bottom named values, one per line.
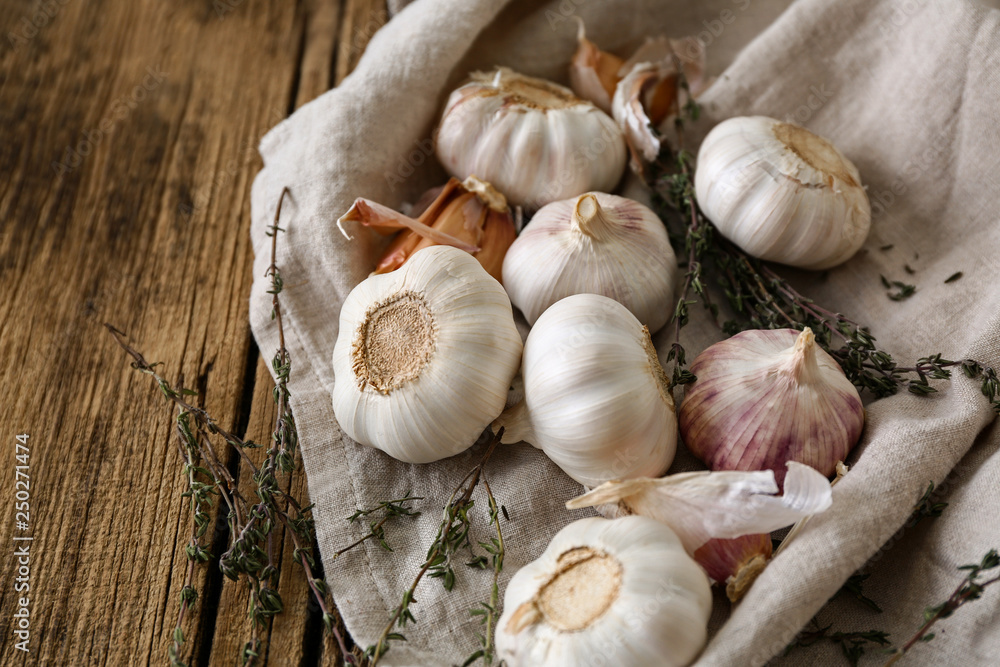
left=249, top=0, right=1000, bottom=664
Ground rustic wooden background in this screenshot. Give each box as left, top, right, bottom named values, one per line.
left=0, top=1, right=385, bottom=665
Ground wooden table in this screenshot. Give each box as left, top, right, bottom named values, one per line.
left=0, top=1, right=384, bottom=664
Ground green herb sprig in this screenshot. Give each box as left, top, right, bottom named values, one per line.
left=337, top=494, right=423, bottom=557
left=882, top=550, right=1000, bottom=665
left=462, top=477, right=505, bottom=667
left=107, top=187, right=353, bottom=667
left=785, top=620, right=891, bottom=667
left=368, top=431, right=504, bottom=665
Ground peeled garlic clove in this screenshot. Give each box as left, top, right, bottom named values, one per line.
left=331, top=245, right=522, bottom=463
left=568, top=20, right=625, bottom=113
left=679, top=328, right=864, bottom=486
left=494, top=293, right=676, bottom=487
left=693, top=534, right=772, bottom=602
left=501, top=192, right=676, bottom=331
left=435, top=68, right=627, bottom=210
left=567, top=461, right=832, bottom=554
left=694, top=116, right=872, bottom=270
left=496, top=516, right=712, bottom=667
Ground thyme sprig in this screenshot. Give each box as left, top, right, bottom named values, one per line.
left=882, top=549, right=1000, bottom=665
left=649, top=71, right=1000, bottom=415
left=106, top=187, right=352, bottom=666
left=462, top=477, right=505, bottom=667
left=785, top=619, right=891, bottom=667
left=368, top=430, right=504, bottom=665
left=337, top=494, right=423, bottom=557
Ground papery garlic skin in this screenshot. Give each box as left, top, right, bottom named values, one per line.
left=502, top=192, right=676, bottom=331
left=496, top=516, right=711, bottom=667
left=494, top=294, right=676, bottom=487
left=567, top=461, right=833, bottom=552
left=435, top=68, right=627, bottom=210
left=332, top=246, right=523, bottom=463
left=695, top=116, right=872, bottom=270
left=679, top=328, right=864, bottom=485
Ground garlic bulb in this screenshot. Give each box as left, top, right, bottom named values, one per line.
left=494, top=293, right=676, bottom=487
left=679, top=328, right=864, bottom=486
left=694, top=116, right=871, bottom=270
left=502, top=192, right=676, bottom=331
left=496, top=516, right=712, bottom=667
left=435, top=68, right=627, bottom=210
left=331, top=245, right=522, bottom=463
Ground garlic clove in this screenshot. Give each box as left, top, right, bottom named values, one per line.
left=619, top=36, right=708, bottom=121
left=613, top=64, right=663, bottom=172
left=694, top=116, right=872, bottom=270
left=501, top=192, right=676, bottom=331
left=494, top=293, right=677, bottom=487
left=496, top=515, right=712, bottom=667
left=693, top=534, right=773, bottom=602
left=568, top=19, right=625, bottom=113
left=610, top=37, right=708, bottom=175
left=336, top=196, right=479, bottom=251
left=679, top=327, right=865, bottom=485
left=566, top=461, right=833, bottom=554
left=332, top=245, right=523, bottom=463
left=337, top=177, right=516, bottom=282
left=436, top=68, right=627, bottom=209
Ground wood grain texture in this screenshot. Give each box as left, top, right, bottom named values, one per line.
left=0, top=0, right=384, bottom=665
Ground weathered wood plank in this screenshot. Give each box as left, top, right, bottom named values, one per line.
left=335, top=0, right=388, bottom=85
left=0, top=0, right=313, bottom=665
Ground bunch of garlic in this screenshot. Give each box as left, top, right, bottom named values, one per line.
left=337, top=176, right=516, bottom=282
left=494, top=293, right=676, bottom=487
left=695, top=116, right=872, bottom=270
left=435, top=68, right=627, bottom=209
left=331, top=245, right=522, bottom=463
left=502, top=192, right=676, bottom=331
left=679, top=328, right=865, bottom=486
left=496, top=516, right=712, bottom=667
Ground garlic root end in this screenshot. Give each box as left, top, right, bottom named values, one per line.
left=725, top=553, right=769, bottom=602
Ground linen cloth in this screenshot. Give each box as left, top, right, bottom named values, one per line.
left=248, top=0, right=1000, bottom=664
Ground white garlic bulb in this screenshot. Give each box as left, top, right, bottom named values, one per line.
left=502, top=192, right=676, bottom=332
left=435, top=68, right=627, bottom=210
left=332, top=245, right=523, bottom=463
left=695, top=116, right=871, bottom=270
left=494, top=293, right=676, bottom=487
left=496, top=516, right=712, bottom=667
left=679, top=328, right=864, bottom=486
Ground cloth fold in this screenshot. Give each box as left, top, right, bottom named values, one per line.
left=249, top=0, right=1000, bottom=664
